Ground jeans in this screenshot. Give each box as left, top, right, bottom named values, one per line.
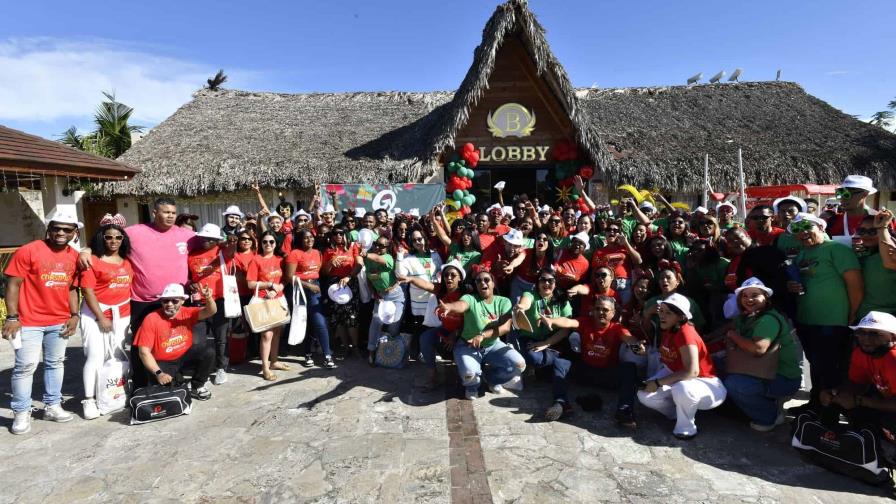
left=571, top=361, right=640, bottom=409
left=367, top=288, right=404, bottom=352
left=724, top=373, right=801, bottom=425
left=510, top=276, right=535, bottom=304
left=637, top=367, right=727, bottom=436
left=11, top=324, right=68, bottom=412
left=419, top=326, right=443, bottom=370
left=795, top=324, right=851, bottom=403
left=303, top=289, right=332, bottom=357
left=510, top=331, right=571, bottom=403
left=197, top=298, right=229, bottom=370
left=454, top=339, right=526, bottom=394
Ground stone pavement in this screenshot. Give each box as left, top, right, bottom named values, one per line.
left=0, top=335, right=891, bottom=503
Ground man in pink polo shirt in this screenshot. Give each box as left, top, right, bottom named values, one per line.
left=79, top=197, right=198, bottom=387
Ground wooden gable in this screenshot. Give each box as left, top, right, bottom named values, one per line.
left=452, top=35, right=573, bottom=165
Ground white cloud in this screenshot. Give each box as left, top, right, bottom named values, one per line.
left=0, top=37, right=256, bottom=129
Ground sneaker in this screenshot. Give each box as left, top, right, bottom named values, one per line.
left=503, top=375, right=524, bottom=392
left=11, top=410, right=31, bottom=435
left=465, top=389, right=478, bottom=400
left=615, top=405, right=637, bottom=429
left=44, top=403, right=74, bottom=423
left=81, top=399, right=100, bottom=420
left=214, top=369, right=228, bottom=385
left=323, top=356, right=337, bottom=369
left=301, top=354, right=315, bottom=368
left=673, top=431, right=698, bottom=440
left=489, top=384, right=505, bottom=394
left=544, top=401, right=570, bottom=422
left=751, top=413, right=787, bottom=432
left=191, top=386, right=212, bottom=401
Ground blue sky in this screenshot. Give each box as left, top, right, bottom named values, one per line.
left=2, top=0, right=894, bottom=139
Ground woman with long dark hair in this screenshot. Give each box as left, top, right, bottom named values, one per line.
left=246, top=231, right=288, bottom=380
left=510, top=230, right=554, bottom=302
left=79, top=224, right=133, bottom=419
left=321, top=226, right=363, bottom=358
left=284, top=229, right=336, bottom=369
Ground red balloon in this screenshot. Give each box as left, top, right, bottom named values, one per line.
left=447, top=182, right=462, bottom=193
left=463, top=150, right=479, bottom=168
left=462, top=143, right=475, bottom=154
left=466, top=178, right=473, bottom=189
left=579, top=165, right=594, bottom=179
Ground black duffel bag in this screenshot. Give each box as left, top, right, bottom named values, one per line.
left=129, top=384, right=192, bottom=425
left=791, top=409, right=892, bottom=486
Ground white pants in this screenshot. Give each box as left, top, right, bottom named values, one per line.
left=637, top=367, right=727, bottom=436
left=81, top=305, right=129, bottom=399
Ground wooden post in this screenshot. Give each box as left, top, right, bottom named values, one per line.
left=738, top=148, right=747, bottom=218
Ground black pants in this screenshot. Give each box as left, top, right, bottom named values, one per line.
left=129, top=300, right=162, bottom=389
left=796, top=324, right=852, bottom=404
left=571, top=361, right=640, bottom=410
left=195, top=298, right=229, bottom=371
left=145, top=344, right=215, bottom=389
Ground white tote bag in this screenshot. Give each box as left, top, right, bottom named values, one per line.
left=96, top=331, right=129, bottom=415
left=220, top=253, right=241, bottom=319
left=288, top=277, right=308, bottom=345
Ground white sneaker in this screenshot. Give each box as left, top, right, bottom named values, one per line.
left=81, top=399, right=100, bottom=420
left=11, top=410, right=31, bottom=435
left=214, top=369, right=228, bottom=385
left=44, top=404, right=73, bottom=423
left=489, top=384, right=505, bottom=394
left=465, top=389, right=478, bottom=400
left=503, top=376, right=524, bottom=392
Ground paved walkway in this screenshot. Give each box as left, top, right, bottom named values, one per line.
left=0, top=336, right=891, bottom=503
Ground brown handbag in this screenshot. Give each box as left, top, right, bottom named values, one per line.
left=725, top=314, right=785, bottom=380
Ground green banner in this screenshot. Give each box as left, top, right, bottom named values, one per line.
left=321, top=183, right=445, bottom=215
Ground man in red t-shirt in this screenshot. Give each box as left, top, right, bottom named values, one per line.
left=821, top=311, right=896, bottom=445
left=547, top=295, right=643, bottom=428
left=554, top=233, right=590, bottom=289
left=2, top=210, right=82, bottom=434
left=188, top=223, right=233, bottom=385
left=135, top=283, right=217, bottom=400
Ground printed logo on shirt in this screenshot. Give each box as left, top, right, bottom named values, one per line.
left=109, top=273, right=131, bottom=289
left=659, top=344, right=677, bottom=364
left=873, top=371, right=891, bottom=396
left=585, top=339, right=609, bottom=359
left=176, top=242, right=188, bottom=255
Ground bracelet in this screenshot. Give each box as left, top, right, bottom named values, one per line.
left=4, top=315, right=18, bottom=322
left=70, top=313, right=81, bottom=318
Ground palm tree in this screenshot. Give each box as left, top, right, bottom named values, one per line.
left=870, top=110, right=894, bottom=129
left=58, top=92, right=143, bottom=159
left=207, top=69, right=227, bottom=90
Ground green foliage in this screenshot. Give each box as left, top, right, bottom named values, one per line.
left=58, top=91, right=144, bottom=159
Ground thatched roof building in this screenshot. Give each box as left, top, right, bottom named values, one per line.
left=109, top=0, right=896, bottom=197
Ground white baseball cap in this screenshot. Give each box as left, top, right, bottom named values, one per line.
left=639, top=201, right=656, bottom=212
left=354, top=208, right=366, bottom=218
left=408, top=208, right=420, bottom=217
left=694, top=206, right=709, bottom=215
left=45, top=208, right=84, bottom=229
left=734, top=277, right=773, bottom=297
left=321, top=204, right=336, bottom=215
left=440, top=260, right=466, bottom=281
left=849, top=311, right=896, bottom=335
left=716, top=201, right=737, bottom=212
left=657, top=293, right=693, bottom=320
left=787, top=212, right=827, bottom=233
left=327, top=283, right=353, bottom=305
left=571, top=231, right=590, bottom=247
left=503, top=228, right=525, bottom=247
left=840, top=175, right=877, bottom=195
left=377, top=300, right=401, bottom=325
left=291, top=209, right=311, bottom=221
left=222, top=205, right=244, bottom=218
left=159, top=283, right=189, bottom=300
left=772, top=196, right=808, bottom=214
left=196, top=223, right=224, bottom=240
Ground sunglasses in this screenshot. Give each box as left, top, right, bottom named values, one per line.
left=239, top=237, right=253, bottom=241
left=790, top=221, right=816, bottom=233
left=536, top=236, right=548, bottom=242
left=595, top=272, right=610, bottom=278
left=835, top=188, right=854, bottom=199
left=749, top=215, right=771, bottom=221
left=49, top=226, right=77, bottom=234
left=376, top=242, right=389, bottom=248
left=332, top=231, right=345, bottom=235
left=549, top=220, right=562, bottom=224
left=538, top=277, right=556, bottom=284
left=475, top=277, right=492, bottom=284
left=443, top=272, right=460, bottom=279
left=261, top=240, right=276, bottom=245
left=670, top=220, right=686, bottom=226
left=160, top=298, right=182, bottom=305
left=855, top=228, right=877, bottom=236
left=606, top=228, right=621, bottom=234
left=103, top=235, right=123, bottom=241
left=413, top=236, right=426, bottom=242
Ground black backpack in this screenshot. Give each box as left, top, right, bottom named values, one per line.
left=129, top=384, right=192, bottom=425
left=791, top=409, right=893, bottom=487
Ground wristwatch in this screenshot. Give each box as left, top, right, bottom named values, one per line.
left=155, top=369, right=163, bottom=376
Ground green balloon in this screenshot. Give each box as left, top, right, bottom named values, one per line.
left=468, top=194, right=476, bottom=205
left=453, top=189, right=463, bottom=200
left=462, top=189, right=469, bottom=197
left=571, top=194, right=580, bottom=201
left=458, top=159, right=466, bottom=167
left=447, top=163, right=456, bottom=173
left=463, top=195, right=474, bottom=206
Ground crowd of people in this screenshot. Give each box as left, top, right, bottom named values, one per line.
left=2, top=175, right=895, bottom=461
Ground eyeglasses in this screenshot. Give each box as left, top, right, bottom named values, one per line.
left=595, top=272, right=610, bottom=278
left=413, top=237, right=426, bottom=242
left=835, top=188, right=854, bottom=199
left=160, top=299, right=181, bottom=305
left=670, top=220, right=686, bottom=226
left=749, top=215, right=771, bottom=221
left=549, top=219, right=562, bottom=224
left=535, top=236, right=548, bottom=242
left=538, top=277, right=556, bottom=284
left=49, top=226, right=77, bottom=234
left=855, top=228, right=877, bottom=236
left=475, top=277, right=492, bottom=284
left=332, top=231, right=345, bottom=236
left=261, top=240, right=276, bottom=245
left=239, top=237, right=253, bottom=241
left=790, top=221, right=816, bottom=233
left=376, top=242, right=389, bottom=248
left=606, top=228, right=621, bottom=234
left=103, top=235, right=123, bottom=241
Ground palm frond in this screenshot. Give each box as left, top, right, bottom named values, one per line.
left=207, top=69, right=227, bottom=90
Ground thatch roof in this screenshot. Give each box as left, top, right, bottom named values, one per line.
left=107, top=0, right=896, bottom=196
left=580, top=81, right=896, bottom=192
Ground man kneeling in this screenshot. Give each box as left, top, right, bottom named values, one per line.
left=134, top=283, right=217, bottom=400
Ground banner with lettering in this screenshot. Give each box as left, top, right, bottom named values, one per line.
left=321, top=184, right=445, bottom=215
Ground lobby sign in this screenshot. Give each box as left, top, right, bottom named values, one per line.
left=322, top=183, right=444, bottom=214
left=478, top=102, right=551, bottom=164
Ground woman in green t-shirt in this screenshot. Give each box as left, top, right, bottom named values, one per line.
left=723, top=278, right=802, bottom=431
left=510, top=267, right=574, bottom=420
left=855, top=214, right=896, bottom=319
left=438, top=270, right=525, bottom=400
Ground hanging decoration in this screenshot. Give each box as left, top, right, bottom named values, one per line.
left=443, top=142, right=479, bottom=221
left=543, top=139, right=593, bottom=212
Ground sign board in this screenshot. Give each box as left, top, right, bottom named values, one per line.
left=487, top=103, right=536, bottom=138
left=321, top=184, right=445, bottom=215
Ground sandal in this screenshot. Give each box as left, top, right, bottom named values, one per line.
left=262, top=370, right=278, bottom=381
left=270, top=362, right=291, bottom=371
